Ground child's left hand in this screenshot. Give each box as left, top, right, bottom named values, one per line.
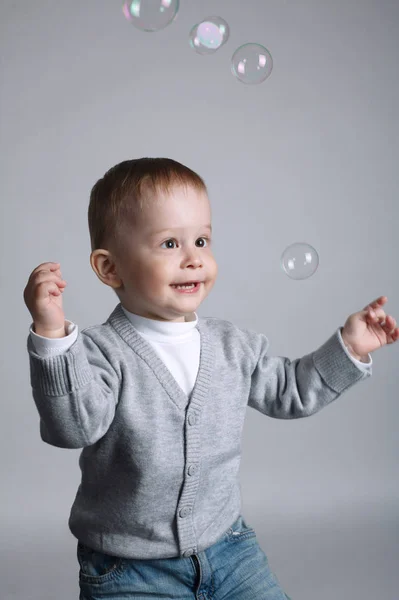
left=341, top=296, right=399, bottom=361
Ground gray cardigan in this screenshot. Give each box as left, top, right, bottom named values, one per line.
left=26, top=302, right=371, bottom=559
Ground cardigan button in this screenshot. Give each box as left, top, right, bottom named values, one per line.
left=188, top=412, right=197, bottom=425
left=179, top=507, right=192, bottom=518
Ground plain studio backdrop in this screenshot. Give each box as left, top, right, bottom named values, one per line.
left=1, top=1, right=398, bottom=599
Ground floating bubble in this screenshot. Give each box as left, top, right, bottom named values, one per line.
left=280, top=243, right=319, bottom=280
left=231, top=43, right=273, bottom=84
left=122, top=0, right=179, bottom=32
left=189, top=16, right=230, bottom=55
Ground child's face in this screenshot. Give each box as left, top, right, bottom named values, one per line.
left=101, top=185, right=218, bottom=322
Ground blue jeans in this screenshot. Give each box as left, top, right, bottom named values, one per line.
left=77, top=515, right=293, bottom=599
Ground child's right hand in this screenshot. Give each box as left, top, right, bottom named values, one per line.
left=23, top=262, right=67, bottom=335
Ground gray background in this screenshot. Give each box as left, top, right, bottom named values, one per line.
left=1, top=0, right=398, bottom=598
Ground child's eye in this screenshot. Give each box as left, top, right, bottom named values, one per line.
left=161, top=237, right=210, bottom=249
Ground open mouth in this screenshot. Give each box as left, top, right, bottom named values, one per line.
left=171, top=282, right=201, bottom=293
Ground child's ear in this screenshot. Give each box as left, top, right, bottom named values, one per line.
left=89, top=250, right=123, bottom=289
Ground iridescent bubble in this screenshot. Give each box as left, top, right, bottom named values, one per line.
left=122, top=0, right=179, bottom=32
left=280, top=243, right=319, bottom=280
left=189, top=16, right=230, bottom=55
left=231, top=43, right=273, bottom=84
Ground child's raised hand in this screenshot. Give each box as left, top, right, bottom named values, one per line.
left=341, top=296, right=399, bottom=359
left=23, top=262, right=67, bottom=336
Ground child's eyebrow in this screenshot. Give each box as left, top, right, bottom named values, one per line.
left=149, top=224, right=212, bottom=237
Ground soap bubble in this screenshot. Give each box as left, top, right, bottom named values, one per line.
left=189, top=16, right=230, bottom=55
left=122, top=0, right=180, bottom=32
left=231, top=43, right=273, bottom=84
left=280, top=243, right=319, bottom=280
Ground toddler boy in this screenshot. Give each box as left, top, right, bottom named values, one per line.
left=26, top=157, right=391, bottom=599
